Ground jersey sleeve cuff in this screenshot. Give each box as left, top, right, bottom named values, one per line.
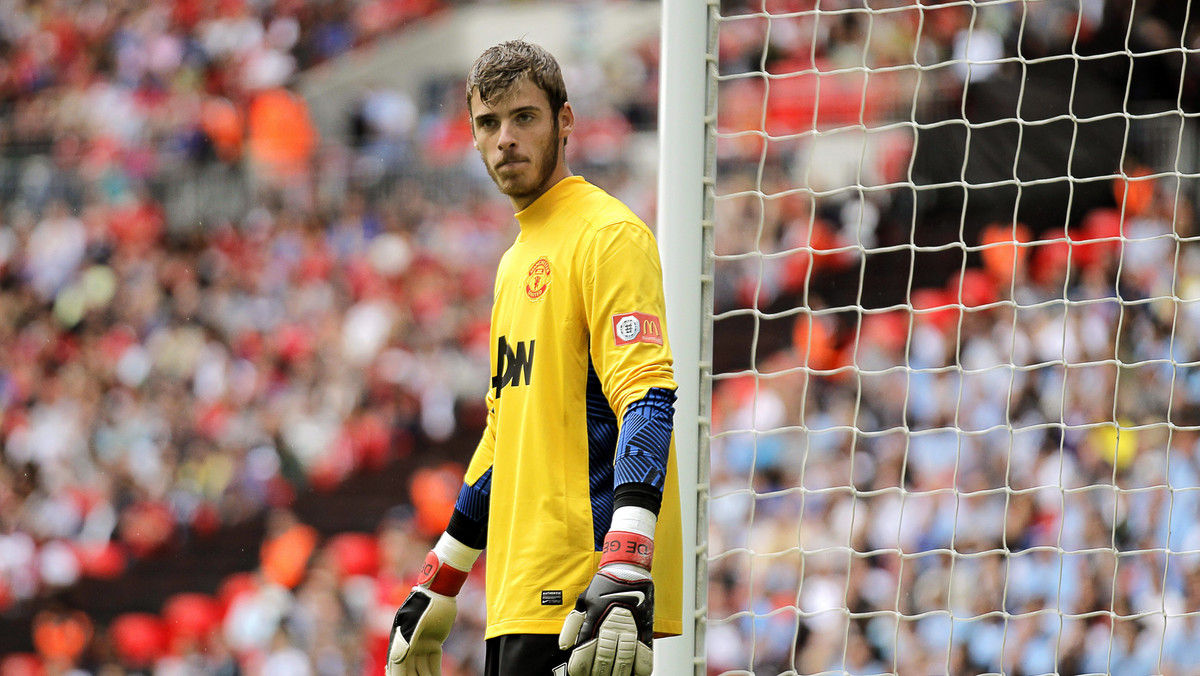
left=446, top=508, right=488, bottom=550
left=614, top=481, right=663, bottom=516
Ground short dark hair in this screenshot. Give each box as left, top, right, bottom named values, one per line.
left=466, top=40, right=568, bottom=117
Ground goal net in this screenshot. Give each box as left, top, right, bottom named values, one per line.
left=693, top=1, right=1200, bottom=674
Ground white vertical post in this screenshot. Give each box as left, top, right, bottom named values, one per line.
left=655, top=0, right=710, bottom=675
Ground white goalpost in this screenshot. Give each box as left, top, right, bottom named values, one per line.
left=660, top=1, right=1200, bottom=675
left=656, top=0, right=715, bottom=674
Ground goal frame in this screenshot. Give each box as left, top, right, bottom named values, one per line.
left=656, top=1, right=716, bottom=675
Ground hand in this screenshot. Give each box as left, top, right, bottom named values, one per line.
left=557, top=566, right=655, bottom=676
left=386, top=586, right=456, bottom=676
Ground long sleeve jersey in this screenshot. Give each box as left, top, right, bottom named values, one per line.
left=453, top=176, right=683, bottom=639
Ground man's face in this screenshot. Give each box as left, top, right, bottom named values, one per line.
left=470, top=78, right=573, bottom=210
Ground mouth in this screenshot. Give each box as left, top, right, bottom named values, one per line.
left=496, top=158, right=528, bottom=171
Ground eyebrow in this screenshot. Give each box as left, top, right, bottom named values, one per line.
left=474, top=105, right=541, bottom=126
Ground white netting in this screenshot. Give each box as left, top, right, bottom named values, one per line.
left=702, top=1, right=1200, bottom=674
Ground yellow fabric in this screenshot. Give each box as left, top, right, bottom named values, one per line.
left=465, top=176, right=683, bottom=639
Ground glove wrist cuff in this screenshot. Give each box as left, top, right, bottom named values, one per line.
left=417, top=550, right=470, bottom=596
left=600, top=530, right=654, bottom=570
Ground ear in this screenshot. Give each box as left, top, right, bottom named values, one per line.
left=559, top=102, right=575, bottom=144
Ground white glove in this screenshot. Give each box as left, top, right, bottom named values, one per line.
left=386, top=586, right=456, bottom=676
left=558, top=526, right=657, bottom=676
left=387, top=541, right=476, bottom=676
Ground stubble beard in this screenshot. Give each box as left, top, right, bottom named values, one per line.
left=485, top=120, right=562, bottom=205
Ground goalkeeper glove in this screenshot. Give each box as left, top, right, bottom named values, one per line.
left=558, top=528, right=656, bottom=676
left=386, top=535, right=479, bottom=676
left=386, top=584, right=456, bottom=676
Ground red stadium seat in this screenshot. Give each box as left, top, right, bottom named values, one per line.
left=950, top=268, right=999, bottom=309
left=1030, top=227, right=1072, bottom=285
left=217, top=572, right=260, bottom=615
left=328, top=532, right=381, bottom=579
left=109, top=613, right=168, bottom=667
left=911, top=287, right=960, bottom=332
left=0, top=654, right=43, bottom=676
left=162, top=592, right=224, bottom=644
left=1073, top=207, right=1124, bottom=269
left=73, top=541, right=127, bottom=580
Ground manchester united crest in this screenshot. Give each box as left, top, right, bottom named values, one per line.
left=525, top=256, right=551, bottom=301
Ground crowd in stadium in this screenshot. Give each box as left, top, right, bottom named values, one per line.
left=708, top=180, right=1200, bottom=675
left=0, top=0, right=481, bottom=596
left=1, top=0, right=1198, bottom=674
left=706, top=1, right=1200, bottom=675
left=0, top=0, right=654, bottom=673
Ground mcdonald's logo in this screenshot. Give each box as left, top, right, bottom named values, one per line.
left=612, top=312, right=664, bottom=346
left=642, top=318, right=661, bottom=339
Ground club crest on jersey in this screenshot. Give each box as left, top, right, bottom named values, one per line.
left=612, top=312, right=664, bottom=346
left=525, top=256, right=551, bottom=302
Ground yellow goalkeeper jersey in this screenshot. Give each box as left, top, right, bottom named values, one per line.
left=465, top=175, right=683, bottom=639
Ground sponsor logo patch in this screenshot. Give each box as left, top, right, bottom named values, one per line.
left=492, top=336, right=534, bottom=398
left=541, top=590, right=563, bottom=606
left=525, top=256, right=551, bottom=301
left=612, top=312, right=664, bottom=346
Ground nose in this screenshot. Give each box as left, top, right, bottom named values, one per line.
left=496, top=120, right=517, bottom=149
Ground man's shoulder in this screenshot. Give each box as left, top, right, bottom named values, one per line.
left=567, top=181, right=648, bottom=235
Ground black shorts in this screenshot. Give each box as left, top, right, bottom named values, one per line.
left=484, top=633, right=570, bottom=676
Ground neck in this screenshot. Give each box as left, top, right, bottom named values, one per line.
left=511, top=165, right=573, bottom=212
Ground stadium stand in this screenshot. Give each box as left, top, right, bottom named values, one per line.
left=706, top=1, right=1200, bottom=674
left=0, top=0, right=1197, bottom=674
left=0, top=1, right=661, bottom=673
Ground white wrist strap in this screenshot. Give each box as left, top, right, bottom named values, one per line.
left=434, top=532, right=483, bottom=571
left=610, top=505, right=657, bottom=539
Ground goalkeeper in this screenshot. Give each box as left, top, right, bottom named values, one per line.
left=386, top=40, right=682, bottom=676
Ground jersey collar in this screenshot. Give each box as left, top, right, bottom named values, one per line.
left=515, top=175, right=588, bottom=233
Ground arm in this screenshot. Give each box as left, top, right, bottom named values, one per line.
left=558, top=389, right=675, bottom=676
left=613, top=387, right=677, bottom=515
left=559, top=222, right=677, bottom=676
left=446, top=388, right=496, bottom=551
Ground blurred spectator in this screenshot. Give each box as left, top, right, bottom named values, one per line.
left=32, top=605, right=92, bottom=670
left=245, top=85, right=319, bottom=203
left=22, top=200, right=87, bottom=301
